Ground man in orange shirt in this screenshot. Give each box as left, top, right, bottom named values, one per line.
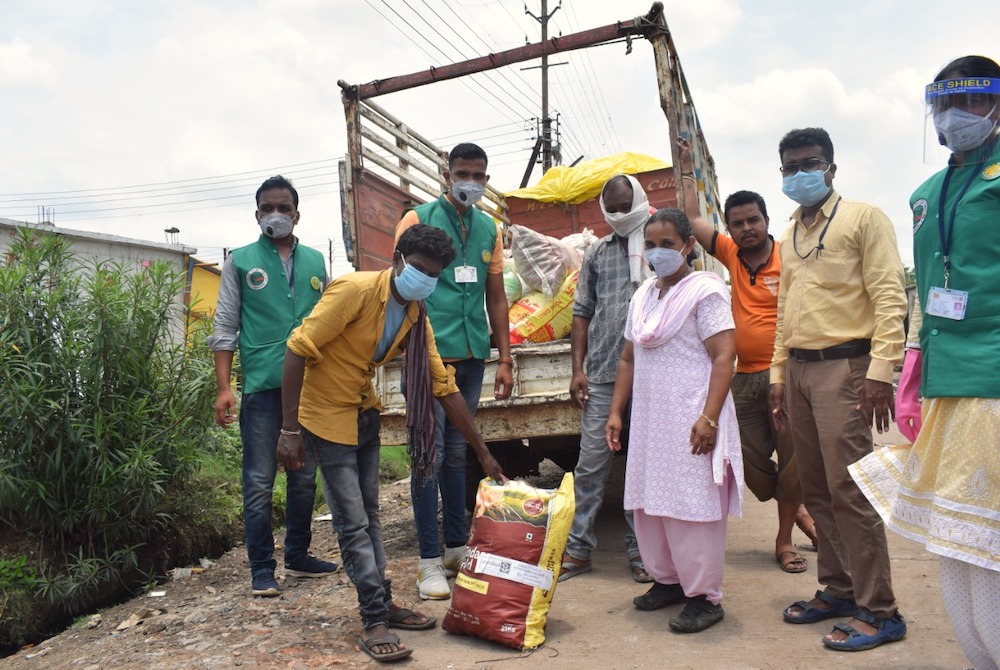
left=678, top=139, right=816, bottom=573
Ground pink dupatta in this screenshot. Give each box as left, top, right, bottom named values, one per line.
left=629, top=270, right=735, bottom=487
left=629, top=271, right=729, bottom=348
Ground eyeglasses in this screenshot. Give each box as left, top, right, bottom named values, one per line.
left=779, top=159, right=831, bottom=177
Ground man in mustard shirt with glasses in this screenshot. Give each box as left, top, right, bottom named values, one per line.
left=768, top=127, right=908, bottom=652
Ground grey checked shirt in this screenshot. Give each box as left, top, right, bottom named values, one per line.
left=573, top=233, right=638, bottom=384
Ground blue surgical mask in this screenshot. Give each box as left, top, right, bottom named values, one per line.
left=394, top=256, right=437, bottom=301
left=782, top=170, right=831, bottom=207
left=450, top=180, right=485, bottom=208
left=644, top=247, right=685, bottom=277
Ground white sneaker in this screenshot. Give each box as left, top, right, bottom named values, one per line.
left=442, top=545, right=467, bottom=578
left=417, top=557, right=451, bottom=600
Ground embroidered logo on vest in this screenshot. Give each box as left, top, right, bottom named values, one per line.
left=982, top=163, right=1000, bottom=181
left=481, top=249, right=492, bottom=264
left=310, top=276, right=321, bottom=291
left=246, top=268, right=269, bottom=290
left=912, top=199, right=928, bottom=235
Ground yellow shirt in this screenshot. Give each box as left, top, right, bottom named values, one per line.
left=770, top=191, right=906, bottom=385
left=287, top=269, right=458, bottom=445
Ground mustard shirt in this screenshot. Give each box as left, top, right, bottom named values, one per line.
left=770, top=190, right=907, bottom=385
left=287, top=269, right=458, bottom=445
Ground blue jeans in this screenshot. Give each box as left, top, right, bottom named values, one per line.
left=412, top=358, right=485, bottom=559
left=239, top=388, right=318, bottom=573
left=564, top=381, right=639, bottom=561
left=304, top=409, right=392, bottom=629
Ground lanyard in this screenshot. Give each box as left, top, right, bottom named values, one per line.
left=936, top=164, right=980, bottom=289
left=447, top=207, right=469, bottom=263
left=793, top=196, right=841, bottom=260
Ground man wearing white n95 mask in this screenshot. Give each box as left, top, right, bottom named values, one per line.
left=208, top=175, right=338, bottom=597
left=559, top=174, right=654, bottom=585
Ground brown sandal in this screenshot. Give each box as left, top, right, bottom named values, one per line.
left=795, top=513, right=818, bottom=551
left=777, top=549, right=808, bottom=573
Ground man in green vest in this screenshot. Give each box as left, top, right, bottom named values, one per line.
left=395, top=143, right=513, bottom=600
left=209, top=175, right=338, bottom=597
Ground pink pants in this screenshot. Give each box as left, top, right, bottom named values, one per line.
left=633, top=482, right=730, bottom=605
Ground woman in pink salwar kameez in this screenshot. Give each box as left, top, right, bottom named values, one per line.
left=606, top=208, right=743, bottom=634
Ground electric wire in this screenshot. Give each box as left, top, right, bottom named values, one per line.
left=559, top=3, right=623, bottom=152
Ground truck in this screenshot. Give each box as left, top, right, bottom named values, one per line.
left=337, top=2, right=726, bottom=487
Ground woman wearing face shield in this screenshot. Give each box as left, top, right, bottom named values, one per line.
left=850, top=55, right=1000, bottom=669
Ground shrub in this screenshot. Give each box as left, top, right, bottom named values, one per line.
left=0, top=228, right=216, bottom=610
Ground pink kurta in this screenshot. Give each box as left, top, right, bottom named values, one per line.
left=623, top=275, right=744, bottom=521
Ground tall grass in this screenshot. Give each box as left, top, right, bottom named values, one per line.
left=0, top=229, right=216, bottom=609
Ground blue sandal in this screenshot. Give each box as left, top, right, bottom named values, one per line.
left=783, top=589, right=859, bottom=624
left=822, top=610, right=907, bottom=651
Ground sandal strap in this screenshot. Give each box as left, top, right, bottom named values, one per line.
left=364, top=632, right=402, bottom=647
left=831, top=622, right=858, bottom=636
left=814, top=590, right=852, bottom=608
left=853, top=609, right=878, bottom=626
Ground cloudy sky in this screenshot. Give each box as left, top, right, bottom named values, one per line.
left=1, top=0, right=997, bottom=275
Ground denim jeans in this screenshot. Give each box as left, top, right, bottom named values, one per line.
left=564, top=381, right=639, bottom=561
left=412, top=358, right=485, bottom=559
left=239, top=388, right=317, bottom=573
left=304, top=409, right=392, bottom=629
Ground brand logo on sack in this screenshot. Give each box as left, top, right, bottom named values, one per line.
left=522, top=498, right=544, bottom=516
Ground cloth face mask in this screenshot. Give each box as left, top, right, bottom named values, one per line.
left=934, top=105, right=998, bottom=153
left=259, top=212, right=294, bottom=239
left=782, top=170, right=830, bottom=207
left=602, top=203, right=649, bottom=237
left=644, top=247, right=685, bottom=277
left=450, top=180, right=485, bottom=208
left=395, top=256, right=438, bottom=301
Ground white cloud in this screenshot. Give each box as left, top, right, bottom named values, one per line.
left=0, top=0, right=998, bottom=274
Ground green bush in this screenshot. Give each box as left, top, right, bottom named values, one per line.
left=0, top=229, right=216, bottom=610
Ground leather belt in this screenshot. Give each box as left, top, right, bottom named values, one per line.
left=789, top=339, right=871, bottom=362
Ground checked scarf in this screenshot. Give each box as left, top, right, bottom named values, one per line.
left=406, top=302, right=437, bottom=494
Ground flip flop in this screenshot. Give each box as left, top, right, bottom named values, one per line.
left=629, top=557, right=654, bottom=583
left=777, top=549, right=808, bottom=573
left=357, top=631, right=413, bottom=662
left=557, top=555, right=592, bottom=582
left=387, top=607, right=437, bottom=630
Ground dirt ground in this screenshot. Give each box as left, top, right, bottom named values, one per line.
left=1, top=427, right=971, bottom=670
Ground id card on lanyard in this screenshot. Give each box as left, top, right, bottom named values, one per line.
left=927, top=164, right=979, bottom=320
left=451, top=210, right=478, bottom=283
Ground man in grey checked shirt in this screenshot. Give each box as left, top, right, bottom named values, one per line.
left=559, top=174, right=653, bottom=584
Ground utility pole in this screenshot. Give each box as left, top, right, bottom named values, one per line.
left=525, top=0, right=561, bottom=172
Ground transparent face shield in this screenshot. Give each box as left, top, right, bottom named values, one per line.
left=923, top=77, right=1000, bottom=163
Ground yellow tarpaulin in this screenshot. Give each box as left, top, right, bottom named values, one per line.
left=504, top=152, right=671, bottom=205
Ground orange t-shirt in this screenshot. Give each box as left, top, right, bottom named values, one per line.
left=711, top=233, right=781, bottom=373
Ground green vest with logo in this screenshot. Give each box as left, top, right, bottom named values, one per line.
left=414, top=194, right=497, bottom=360
left=910, top=139, right=1000, bottom=398
left=230, top=235, right=326, bottom=393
